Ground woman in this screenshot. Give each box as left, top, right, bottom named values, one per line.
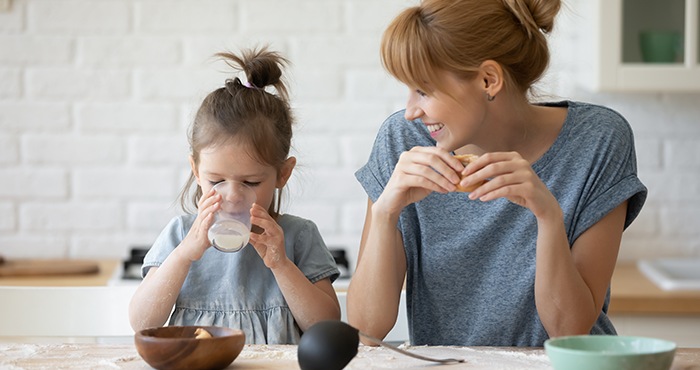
left=347, top=0, right=647, bottom=347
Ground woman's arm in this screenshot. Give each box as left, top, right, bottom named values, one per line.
left=347, top=197, right=407, bottom=345
left=347, top=147, right=463, bottom=344
left=534, top=200, right=626, bottom=337
left=463, top=152, right=626, bottom=337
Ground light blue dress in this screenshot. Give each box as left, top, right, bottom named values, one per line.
left=142, top=213, right=339, bottom=344
left=355, top=101, right=647, bottom=346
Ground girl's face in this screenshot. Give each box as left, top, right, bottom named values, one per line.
left=190, top=140, right=295, bottom=214
left=403, top=71, right=487, bottom=152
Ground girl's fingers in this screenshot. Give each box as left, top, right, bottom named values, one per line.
left=199, top=192, right=221, bottom=210
left=198, top=188, right=217, bottom=206
left=250, top=205, right=275, bottom=228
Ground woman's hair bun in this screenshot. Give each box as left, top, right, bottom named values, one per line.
left=502, top=0, right=561, bottom=36
left=215, top=46, right=290, bottom=100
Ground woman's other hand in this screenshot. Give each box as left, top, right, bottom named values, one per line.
left=460, top=151, right=560, bottom=220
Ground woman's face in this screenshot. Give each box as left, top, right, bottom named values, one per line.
left=191, top=141, right=293, bottom=214
left=403, top=71, right=487, bottom=152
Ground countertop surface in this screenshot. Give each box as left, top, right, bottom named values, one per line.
left=1, top=343, right=699, bottom=370
left=3, top=260, right=700, bottom=315
left=610, top=262, right=700, bottom=315
left=0, top=259, right=120, bottom=287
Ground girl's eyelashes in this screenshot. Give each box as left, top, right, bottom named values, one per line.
left=415, top=89, right=427, bottom=97
left=207, top=180, right=260, bottom=187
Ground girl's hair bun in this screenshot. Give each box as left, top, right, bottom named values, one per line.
left=502, top=0, right=561, bottom=37
left=215, top=46, right=290, bottom=100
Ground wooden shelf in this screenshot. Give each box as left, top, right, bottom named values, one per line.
left=610, top=262, right=700, bottom=315
left=0, top=260, right=120, bottom=287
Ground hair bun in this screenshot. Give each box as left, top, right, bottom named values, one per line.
left=215, top=46, right=290, bottom=100
left=502, top=0, right=561, bottom=36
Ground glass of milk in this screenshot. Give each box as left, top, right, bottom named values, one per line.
left=208, top=181, right=256, bottom=253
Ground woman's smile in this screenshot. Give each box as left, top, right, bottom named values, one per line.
left=425, top=122, right=445, bottom=137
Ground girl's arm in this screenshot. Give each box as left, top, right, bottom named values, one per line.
left=270, top=264, right=340, bottom=332
left=128, top=189, right=221, bottom=332
left=463, top=152, right=626, bottom=337
left=348, top=146, right=463, bottom=344
left=248, top=204, right=341, bottom=332
left=128, top=254, right=191, bottom=332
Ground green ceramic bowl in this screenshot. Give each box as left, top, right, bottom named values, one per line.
left=544, top=335, right=676, bottom=370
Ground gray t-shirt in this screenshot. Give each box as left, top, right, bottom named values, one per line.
left=142, top=213, right=339, bottom=345
left=355, top=101, right=647, bottom=347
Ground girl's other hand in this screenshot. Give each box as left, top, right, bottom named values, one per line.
left=249, top=203, right=289, bottom=270
left=460, top=152, right=560, bottom=219
left=180, top=188, right=220, bottom=262
left=377, top=146, right=462, bottom=215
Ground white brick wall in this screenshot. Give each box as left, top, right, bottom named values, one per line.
left=1, top=0, right=699, bottom=268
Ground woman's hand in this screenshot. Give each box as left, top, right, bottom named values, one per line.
left=179, top=188, right=220, bottom=262
left=248, top=203, right=289, bottom=270
left=376, top=146, right=463, bottom=215
left=460, top=152, right=560, bottom=219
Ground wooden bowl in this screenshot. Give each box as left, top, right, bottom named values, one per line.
left=135, top=326, right=245, bottom=370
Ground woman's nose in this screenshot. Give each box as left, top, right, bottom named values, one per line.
left=404, top=95, right=423, bottom=121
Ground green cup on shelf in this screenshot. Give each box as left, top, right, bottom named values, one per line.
left=639, top=30, right=683, bottom=63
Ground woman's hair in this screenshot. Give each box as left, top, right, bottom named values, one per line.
left=179, top=46, right=294, bottom=218
left=380, top=0, right=561, bottom=98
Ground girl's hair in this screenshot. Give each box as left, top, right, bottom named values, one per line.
left=380, top=0, right=561, bottom=98
left=179, top=46, right=294, bottom=218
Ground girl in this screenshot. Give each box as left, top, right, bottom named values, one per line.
left=347, top=0, right=647, bottom=347
left=129, top=47, right=341, bottom=345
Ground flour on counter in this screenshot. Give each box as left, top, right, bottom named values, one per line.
left=96, top=360, right=121, bottom=369
left=238, top=344, right=298, bottom=361
left=0, top=364, right=27, bottom=370
left=347, top=345, right=553, bottom=370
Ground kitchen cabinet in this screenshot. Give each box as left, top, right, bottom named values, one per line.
left=572, top=0, right=700, bottom=91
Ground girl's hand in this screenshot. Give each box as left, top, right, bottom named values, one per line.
left=248, top=203, right=290, bottom=270
left=460, top=152, right=560, bottom=219
left=376, top=146, right=462, bottom=215
left=179, top=188, right=220, bottom=262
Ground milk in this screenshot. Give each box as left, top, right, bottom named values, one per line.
left=208, top=219, right=250, bottom=252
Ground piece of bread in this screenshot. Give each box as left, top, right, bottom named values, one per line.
left=453, top=154, right=484, bottom=192
left=194, top=328, right=212, bottom=339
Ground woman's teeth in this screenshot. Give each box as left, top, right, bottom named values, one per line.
left=427, top=123, right=444, bottom=133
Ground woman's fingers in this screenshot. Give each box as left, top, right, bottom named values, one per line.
left=399, top=163, right=456, bottom=193
left=396, top=148, right=461, bottom=192
left=460, top=152, right=525, bottom=188
left=409, top=146, right=464, bottom=177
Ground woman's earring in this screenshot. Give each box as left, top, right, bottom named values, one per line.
left=487, top=93, right=495, bottom=102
